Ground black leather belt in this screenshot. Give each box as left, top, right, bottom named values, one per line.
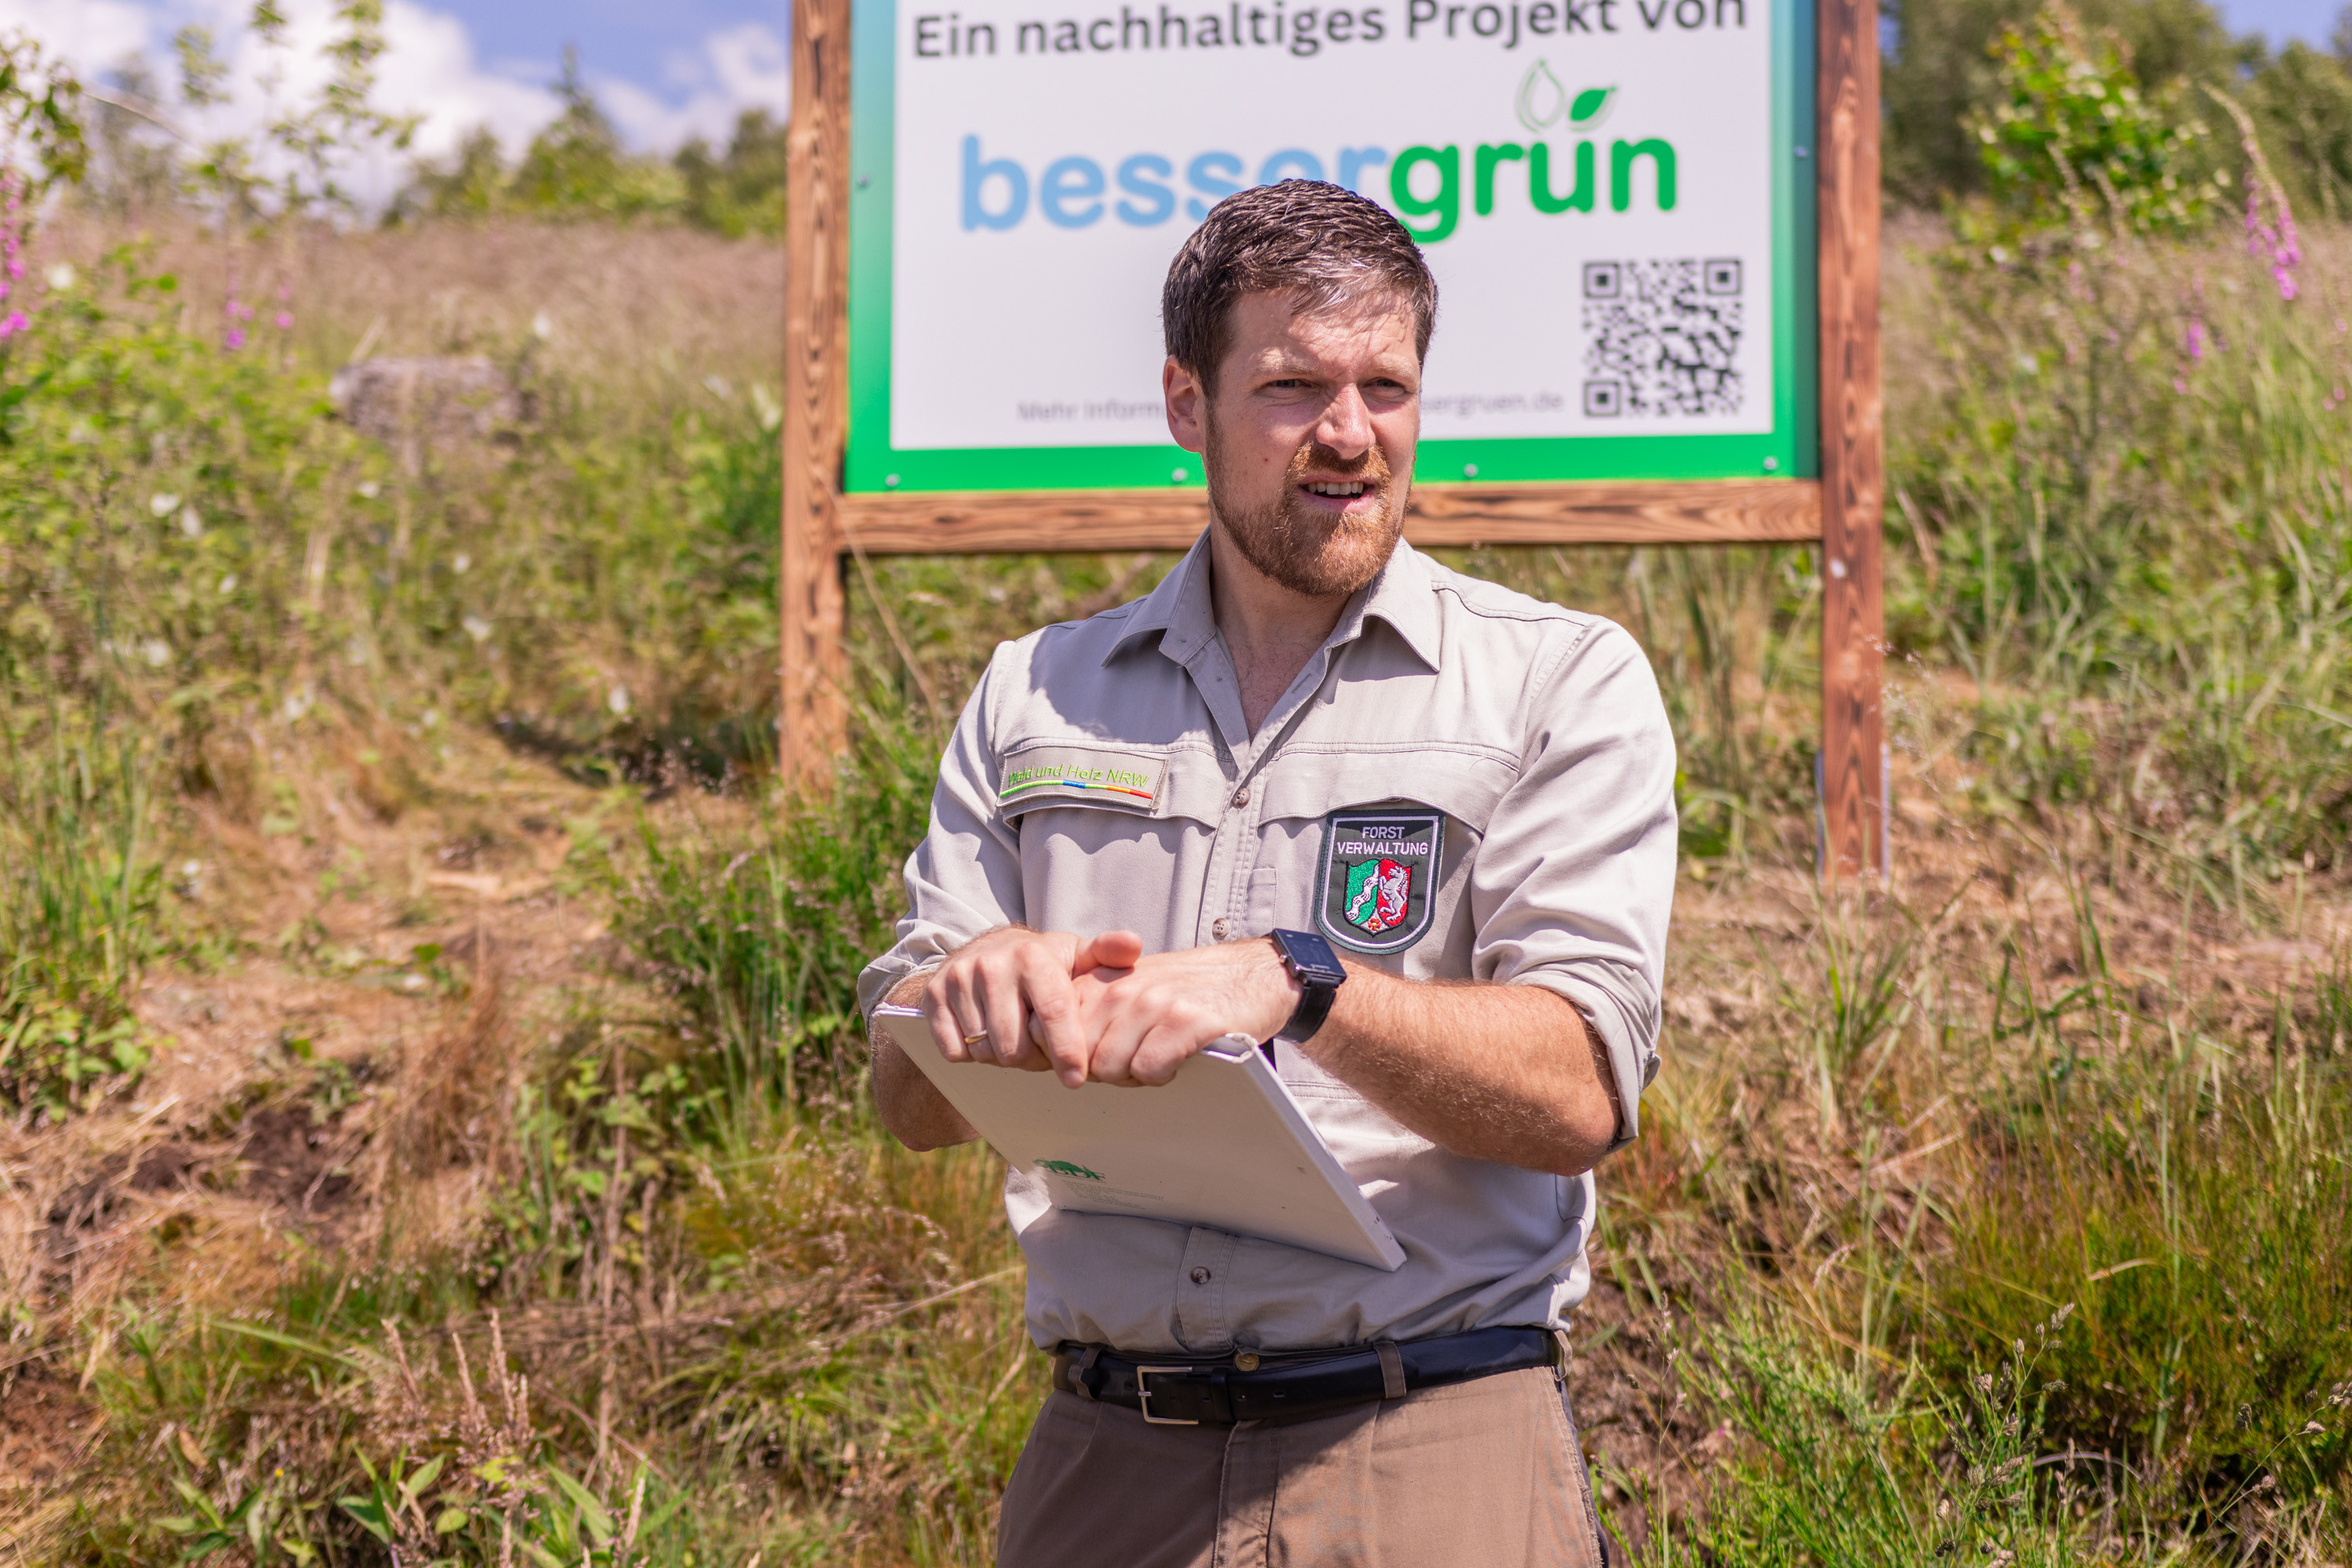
left=1051, top=1325, right=1558, bottom=1426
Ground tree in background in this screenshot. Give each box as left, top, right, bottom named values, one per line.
left=1882, top=0, right=2242, bottom=206
left=503, top=47, right=687, bottom=221
left=75, top=58, right=179, bottom=217
left=674, top=110, right=789, bottom=239
left=1884, top=0, right=2352, bottom=223
left=1965, top=4, right=2220, bottom=239
left=391, top=52, right=788, bottom=238
left=2251, top=38, right=2352, bottom=219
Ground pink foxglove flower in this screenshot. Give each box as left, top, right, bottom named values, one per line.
left=2245, top=176, right=2302, bottom=303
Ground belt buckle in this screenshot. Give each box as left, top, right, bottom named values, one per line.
left=1134, top=1365, right=1201, bottom=1425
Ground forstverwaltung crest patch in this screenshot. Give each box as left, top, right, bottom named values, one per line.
left=1316, top=808, right=1443, bottom=954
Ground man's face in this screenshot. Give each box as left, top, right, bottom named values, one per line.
left=1163, top=290, right=1421, bottom=598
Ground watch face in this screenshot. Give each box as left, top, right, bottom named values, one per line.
left=1273, top=928, right=1346, bottom=984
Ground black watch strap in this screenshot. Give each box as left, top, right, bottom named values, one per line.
left=1269, top=929, right=1347, bottom=1045
left=1275, top=979, right=1338, bottom=1044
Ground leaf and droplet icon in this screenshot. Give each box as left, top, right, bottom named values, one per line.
left=1515, top=63, right=1618, bottom=133
left=1515, top=60, right=1566, bottom=133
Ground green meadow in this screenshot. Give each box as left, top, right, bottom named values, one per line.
left=2, top=4, right=2350, bottom=1563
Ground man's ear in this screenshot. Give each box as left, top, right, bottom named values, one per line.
left=1163, top=356, right=1207, bottom=455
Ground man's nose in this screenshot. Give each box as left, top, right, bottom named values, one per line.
left=1315, top=385, right=1374, bottom=461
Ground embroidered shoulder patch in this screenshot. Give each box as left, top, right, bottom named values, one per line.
left=1315, top=808, right=1443, bottom=954
left=996, top=746, right=1167, bottom=813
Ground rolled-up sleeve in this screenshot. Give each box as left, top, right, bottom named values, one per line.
left=855, top=644, right=1029, bottom=1025
left=1468, top=619, right=1677, bottom=1144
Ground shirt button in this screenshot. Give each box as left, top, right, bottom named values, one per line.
left=1232, top=786, right=1250, bottom=808
left=1210, top=917, right=1232, bottom=942
left=1189, top=1267, right=1212, bottom=1285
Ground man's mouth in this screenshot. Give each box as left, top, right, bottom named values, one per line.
left=1304, top=481, right=1370, bottom=499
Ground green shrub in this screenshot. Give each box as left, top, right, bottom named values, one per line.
left=607, top=706, right=938, bottom=1134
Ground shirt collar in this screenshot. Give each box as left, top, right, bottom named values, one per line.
left=1100, top=532, right=1443, bottom=673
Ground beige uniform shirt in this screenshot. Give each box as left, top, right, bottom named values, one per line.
left=857, top=536, right=1677, bottom=1355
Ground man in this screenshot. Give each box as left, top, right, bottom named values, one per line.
left=858, top=180, right=1676, bottom=1567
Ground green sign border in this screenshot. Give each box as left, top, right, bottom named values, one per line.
left=845, top=0, right=1816, bottom=494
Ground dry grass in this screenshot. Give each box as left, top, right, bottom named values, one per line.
left=34, top=210, right=787, bottom=393
left=2, top=210, right=2347, bottom=1566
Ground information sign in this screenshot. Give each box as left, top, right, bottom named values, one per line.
left=846, top=0, right=1814, bottom=491
left=781, top=0, right=1887, bottom=874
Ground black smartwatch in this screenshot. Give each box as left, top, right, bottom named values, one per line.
left=1269, top=928, right=1348, bottom=1046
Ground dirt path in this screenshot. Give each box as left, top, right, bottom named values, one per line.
left=0, top=730, right=633, bottom=1499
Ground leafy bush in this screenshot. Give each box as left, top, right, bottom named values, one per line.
left=1968, top=5, right=2220, bottom=239
left=0, top=246, right=378, bottom=731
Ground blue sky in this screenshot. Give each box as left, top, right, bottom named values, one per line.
left=445, top=0, right=2337, bottom=120
left=439, top=0, right=793, bottom=142
left=2216, top=0, right=2339, bottom=48
left=0, top=0, right=793, bottom=166
left=0, top=0, right=2335, bottom=176
left=424, top=0, right=2346, bottom=147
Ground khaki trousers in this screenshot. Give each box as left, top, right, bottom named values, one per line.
left=996, top=1366, right=1609, bottom=1568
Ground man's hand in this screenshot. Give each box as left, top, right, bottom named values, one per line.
left=913, top=925, right=1145, bottom=1088
left=1066, top=939, right=1299, bottom=1086
left=879, top=927, right=1621, bottom=1174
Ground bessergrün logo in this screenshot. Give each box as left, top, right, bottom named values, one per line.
left=1039, top=1159, right=1104, bottom=1180
left=1386, top=63, right=1667, bottom=242
left=956, top=61, right=1671, bottom=243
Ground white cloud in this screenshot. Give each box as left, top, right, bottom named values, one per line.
left=0, top=0, right=791, bottom=199
left=0, top=0, right=558, bottom=201
left=0, top=0, right=161, bottom=70
left=375, top=2, right=560, bottom=162
left=598, top=21, right=791, bottom=153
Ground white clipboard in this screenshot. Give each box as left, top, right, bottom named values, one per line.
left=873, top=1004, right=1406, bottom=1271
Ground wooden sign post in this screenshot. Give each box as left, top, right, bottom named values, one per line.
left=783, top=0, right=1882, bottom=876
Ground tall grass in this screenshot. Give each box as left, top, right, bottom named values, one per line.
left=9, top=198, right=2352, bottom=1567
left=0, top=725, right=158, bottom=1118
left=606, top=711, right=938, bottom=1142
left=1887, top=220, right=2352, bottom=889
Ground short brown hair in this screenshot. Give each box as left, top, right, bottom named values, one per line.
left=1161, top=182, right=1437, bottom=390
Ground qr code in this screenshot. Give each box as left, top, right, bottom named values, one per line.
left=1581, top=258, right=1745, bottom=418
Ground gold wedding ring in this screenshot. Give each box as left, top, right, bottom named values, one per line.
left=962, top=1031, right=990, bottom=1047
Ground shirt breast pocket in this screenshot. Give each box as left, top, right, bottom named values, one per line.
left=994, top=740, right=1228, bottom=831
left=994, top=743, right=1226, bottom=952
left=1256, top=750, right=1515, bottom=959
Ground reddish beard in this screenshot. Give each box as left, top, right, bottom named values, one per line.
left=1205, top=421, right=1409, bottom=598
